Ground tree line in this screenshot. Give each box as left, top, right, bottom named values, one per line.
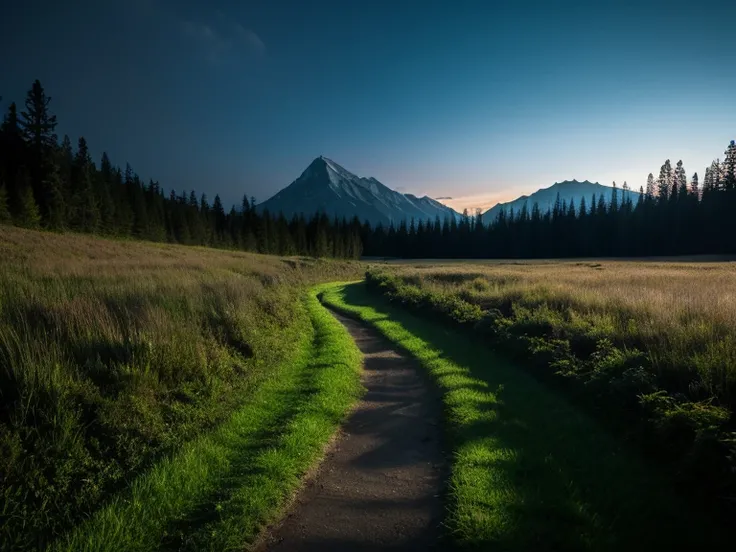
left=2, top=80, right=734, bottom=261
left=361, top=141, right=736, bottom=258
left=0, top=80, right=363, bottom=259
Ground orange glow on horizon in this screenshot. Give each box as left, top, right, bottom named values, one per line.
left=433, top=188, right=531, bottom=214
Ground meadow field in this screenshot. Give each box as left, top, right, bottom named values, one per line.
left=0, top=226, right=363, bottom=550
left=321, top=281, right=732, bottom=549
left=4, top=225, right=736, bottom=550
left=364, top=261, right=736, bottom=505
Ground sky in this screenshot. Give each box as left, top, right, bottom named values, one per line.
left=2, top=0, right=735, bottom=213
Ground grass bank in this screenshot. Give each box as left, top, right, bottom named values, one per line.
left=51, top=287, right=362, bottom=551
left=0, top=226, right=362, bottom=550
left=364, top=263, right=736, bottom=508
left=321, top=282, right=728, bottom=551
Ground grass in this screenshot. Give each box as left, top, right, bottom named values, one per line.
left=374, top=260, right=736, bottom=405
left=7, top=226, right=735, bottom=550
left=0, top=226, right=363, bottom=550
left=321, top=281, right=729, bottom=551
left=51, top=287, right=363, bottom=551
left=363, top=262, right=736, bottom=505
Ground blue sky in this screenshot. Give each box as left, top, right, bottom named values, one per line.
left=2, top=0, right=735, bottom=212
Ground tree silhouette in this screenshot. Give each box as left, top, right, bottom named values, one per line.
left=0, top=181, right=11, bottom=223
left=1, top=79, right=734, bottom=262
left=19, top=80, right=58, bottom=222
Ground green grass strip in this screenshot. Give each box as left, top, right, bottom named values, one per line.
left=51, top=286, right=362, bottom=552
left=321, top=282, right=727, bottom=551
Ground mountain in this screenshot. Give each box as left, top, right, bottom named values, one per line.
left=258, top=156, right=459, bottom=226
left=482, top=180, right=642, bottom=223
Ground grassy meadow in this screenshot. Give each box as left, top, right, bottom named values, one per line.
left=5, top=223, right=736, bottom=550
left=321, top=282, right=729, bottom=550
left=364, top=261, right=736, bottom=509
left=0, top=226, right=363, bottom=550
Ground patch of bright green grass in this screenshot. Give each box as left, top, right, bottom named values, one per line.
left=0, top=226, right=362, bottom=549
left=50, top=286, right=362, bottom=552
left=321, top=282, right=727, bottom=551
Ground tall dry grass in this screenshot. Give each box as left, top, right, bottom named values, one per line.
left=0, top=226, right=361, bottom=549
left=385, top=260, right=736, bottom=405
left=366, top=260, right=736, bottom=517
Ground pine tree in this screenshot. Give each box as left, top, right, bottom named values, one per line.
left=670, top=173, right=679, bottom=204
left=611, top=181, right=618, bottom=213
left=276, top=213, right=294, bottom=255
left=657, top=161, right=672, bottom=201
left=292, top=215, right=307, bottom=255
left=43, top=156, right=66, bottom=229
left=690, top=172, right=699, bottom=197
left=145, top=179, right=166, bottom=241
left=212, top=194, right=227, bottom=244
left=552, top=193, right=562, bottom=220
left=0, top=102, right=25, bottom=214
left=675, top=160, right=687, bottom=198
left=704, top=167, right=712, bottom=191
left=673, top=160, right=684, bottom=195
left=646, top=173, right=656, bottom=198
left=96, top=152, right=116, bottom=232
left=257, top=209, right=271, bottom=253
left=16, top=173, right=41, bottom=228
left=111, top=166, right=132, bottom=234
left=710, top=159, right=722, bottom=190
left=596, top=193, right=606, bottom=215
left=19, top=80, right=57, bottom=151
left=186, top=190, right=204, bottom=244
left=19, top=80, right=58, bottom=221
left=578, top=196, right=587, bottom=217
left=0, top=181, right=11, bottom=223
left=126, top=167, right=148, bottom=238
left=70, top=137, right=99, bottom=231
left=621, top=182, right=632, bottom=213
left=57, top=135, right=73, bottom=214
left=723, top=140, right=736, bottom=190
left=240, top=194, right=251, bottom=245
left=315, top=225, right=329, bottom=257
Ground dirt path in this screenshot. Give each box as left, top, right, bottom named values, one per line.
left=258, top=310, right=446, bottom=551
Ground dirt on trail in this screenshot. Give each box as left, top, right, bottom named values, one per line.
left=257, top=310, right=446, bottom=551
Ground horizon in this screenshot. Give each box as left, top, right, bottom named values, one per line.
left=2, top=0, right=735, bottom=212
left=285, top=155, right=639, bottom=215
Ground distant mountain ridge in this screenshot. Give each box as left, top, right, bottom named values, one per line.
left=482, top=179, right=641, bottom=223
left=258, top=156, right=459, bottom=226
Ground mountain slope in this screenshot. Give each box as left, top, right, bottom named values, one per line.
left=258, top=157, right=459, bottom=226
left=482, top=180, right=641, bottom=223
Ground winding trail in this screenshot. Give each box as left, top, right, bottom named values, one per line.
left=258, top=310, right=446, bottom=551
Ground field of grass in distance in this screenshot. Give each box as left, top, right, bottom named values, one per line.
left=321, top=282, right=728, bottom=551
left=0, top=226, right=362, bottom=550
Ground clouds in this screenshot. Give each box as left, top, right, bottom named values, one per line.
left=181, top=12, right=265, bottom=65
left=235, top=24, right=266, bottom=57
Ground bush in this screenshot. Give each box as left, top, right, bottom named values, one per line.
left=364, top=266, right=736, bottom=504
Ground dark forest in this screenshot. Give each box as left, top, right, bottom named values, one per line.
left=2, top=80, right=735, bottom=260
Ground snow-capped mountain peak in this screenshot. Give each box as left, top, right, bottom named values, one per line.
left=259, top=156, right=459, bottom=226
left=481, top=179, right=642, bottom=223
